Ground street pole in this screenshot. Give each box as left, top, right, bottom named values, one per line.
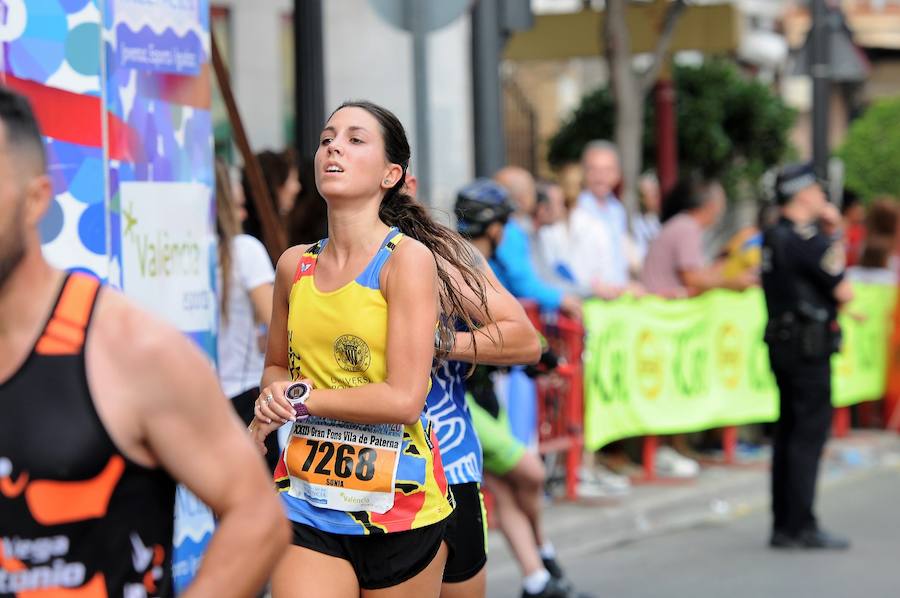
left=471, top=0, right=506, bottom=177
left=294, top=0, right=326, bottom=162
left=410, top=0, right=431, bottom=203
left=811, top=0, right=831, bottom=185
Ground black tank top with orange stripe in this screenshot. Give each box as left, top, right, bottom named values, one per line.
left=0, top=273, right=176, bottom=597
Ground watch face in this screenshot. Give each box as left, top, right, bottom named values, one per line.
left=286, top=382, right=309, bottom=403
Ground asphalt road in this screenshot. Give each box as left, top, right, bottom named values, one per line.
left=487, top=467, right=900, bottom=598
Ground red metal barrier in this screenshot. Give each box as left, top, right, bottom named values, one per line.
left=535, top=309, right=584, bottom=501
left=832, top=407, right=851, bottom=438
left=886, top=284, right=900, bottom=432
left=516, top=302, right=586, bottom=500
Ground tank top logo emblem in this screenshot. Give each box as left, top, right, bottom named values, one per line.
left=334, top=335, right=371, bottom=372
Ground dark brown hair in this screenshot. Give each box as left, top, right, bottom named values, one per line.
left=242, top=148, right=297, bottom=248
left=288, top=156, right=329, bottom=244
left=215, top=160, right=240, bottom=324
left=860, top=199, right=899, bottom=269
left=329, top=100, right=491, bottom=362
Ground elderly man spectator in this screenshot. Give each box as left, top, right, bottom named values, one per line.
left=566, top=141, right=644, bottom=298
left=575, top=141, right=627, bottom=284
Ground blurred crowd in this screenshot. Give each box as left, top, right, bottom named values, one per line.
left=213, top=140, right=900, bottom=499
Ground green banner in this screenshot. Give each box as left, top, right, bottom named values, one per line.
left=583, top=285, right=896, bottom=450
left=832, top=284, right=897, bottom=407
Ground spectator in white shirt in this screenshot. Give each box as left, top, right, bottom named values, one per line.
left=534, top=181, right=595, bottom=298
left=565, top=141, right=644, bottom=299
left=215, top=160, right=278, bottom=469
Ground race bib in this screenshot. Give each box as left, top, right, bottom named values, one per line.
left=284, top=417, right=403, bottom=513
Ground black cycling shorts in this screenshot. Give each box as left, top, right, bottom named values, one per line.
left=443, top=482, right=488, bottom=583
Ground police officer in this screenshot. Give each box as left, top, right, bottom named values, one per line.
left=762, top=162, right=855, bottom=550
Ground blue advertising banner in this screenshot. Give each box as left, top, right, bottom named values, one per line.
left=2, top=0, right=217, bottom=593
left=104, top=0, right=216, bottom=592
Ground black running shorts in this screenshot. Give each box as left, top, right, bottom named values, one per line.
left=291, top=519, right=447, bottom=589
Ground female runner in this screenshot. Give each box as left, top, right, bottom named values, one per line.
left=250, top=101, right=488, bottom=597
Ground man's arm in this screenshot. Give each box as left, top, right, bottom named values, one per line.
left=681, top=264, right=757, bottom=294
left=446, top=253, right=541, bottom=366
left=833, top=279, right=854, bottom=305
left=493, top=221, right=565, bottom=310
left=89, top=292, right=290, bottom=598
left=795, top=232, right=849, bottom=300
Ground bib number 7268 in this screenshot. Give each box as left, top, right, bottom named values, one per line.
left=300, top=439, right=377, bottom=482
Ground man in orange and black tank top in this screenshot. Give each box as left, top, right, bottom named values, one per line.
left=0, top=88, right=289, bottom=597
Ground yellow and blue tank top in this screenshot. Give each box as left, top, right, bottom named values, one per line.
left=274, top=228, right=454, bottom=535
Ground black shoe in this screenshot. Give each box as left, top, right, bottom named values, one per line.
left=770, top=528, right=850, bottom=550
left=796, top=528, right=851, bottom=550
left=535, top=561, right=597, bottom=598
left=521, top=576, right=570, bottom=598
left=542, top=556, right=566, bottom=581
left=769, top=529, right=796, bottom=548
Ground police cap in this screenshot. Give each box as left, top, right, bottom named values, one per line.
left=774, top=162, right=821, bottom=205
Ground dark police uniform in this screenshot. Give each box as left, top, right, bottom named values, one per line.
left=761, top=175, right=847, bottom=546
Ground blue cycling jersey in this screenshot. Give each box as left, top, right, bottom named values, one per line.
left=426, top=360, right=483, bottom=485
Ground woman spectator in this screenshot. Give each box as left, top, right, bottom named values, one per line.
left=215, top=160, right=279, bottom=469
left=242, top=148, right=302, bottom=252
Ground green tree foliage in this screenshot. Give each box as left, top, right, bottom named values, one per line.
left=548, top=60, right=795, bottom=196
left=837, top=98, right=900, bottom=204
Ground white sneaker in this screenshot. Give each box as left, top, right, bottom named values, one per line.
left=654, top=446, right=700, bottom=478
left=577, top=465, right=631, bottom=498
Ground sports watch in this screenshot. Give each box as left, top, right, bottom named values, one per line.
left=285, top=382, right=311, bottom=420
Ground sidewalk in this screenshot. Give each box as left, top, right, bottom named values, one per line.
left=485, top=431, right=900, bottom=594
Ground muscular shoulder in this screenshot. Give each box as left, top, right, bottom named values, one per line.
left=86, top=287, right=223, bottom=465
left=89, top=288, right=211, bottom=384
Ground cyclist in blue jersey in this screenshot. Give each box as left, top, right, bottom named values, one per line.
left=435, top=179, right=581, bottom=598
left=412, top=179, right=538, bottom=598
